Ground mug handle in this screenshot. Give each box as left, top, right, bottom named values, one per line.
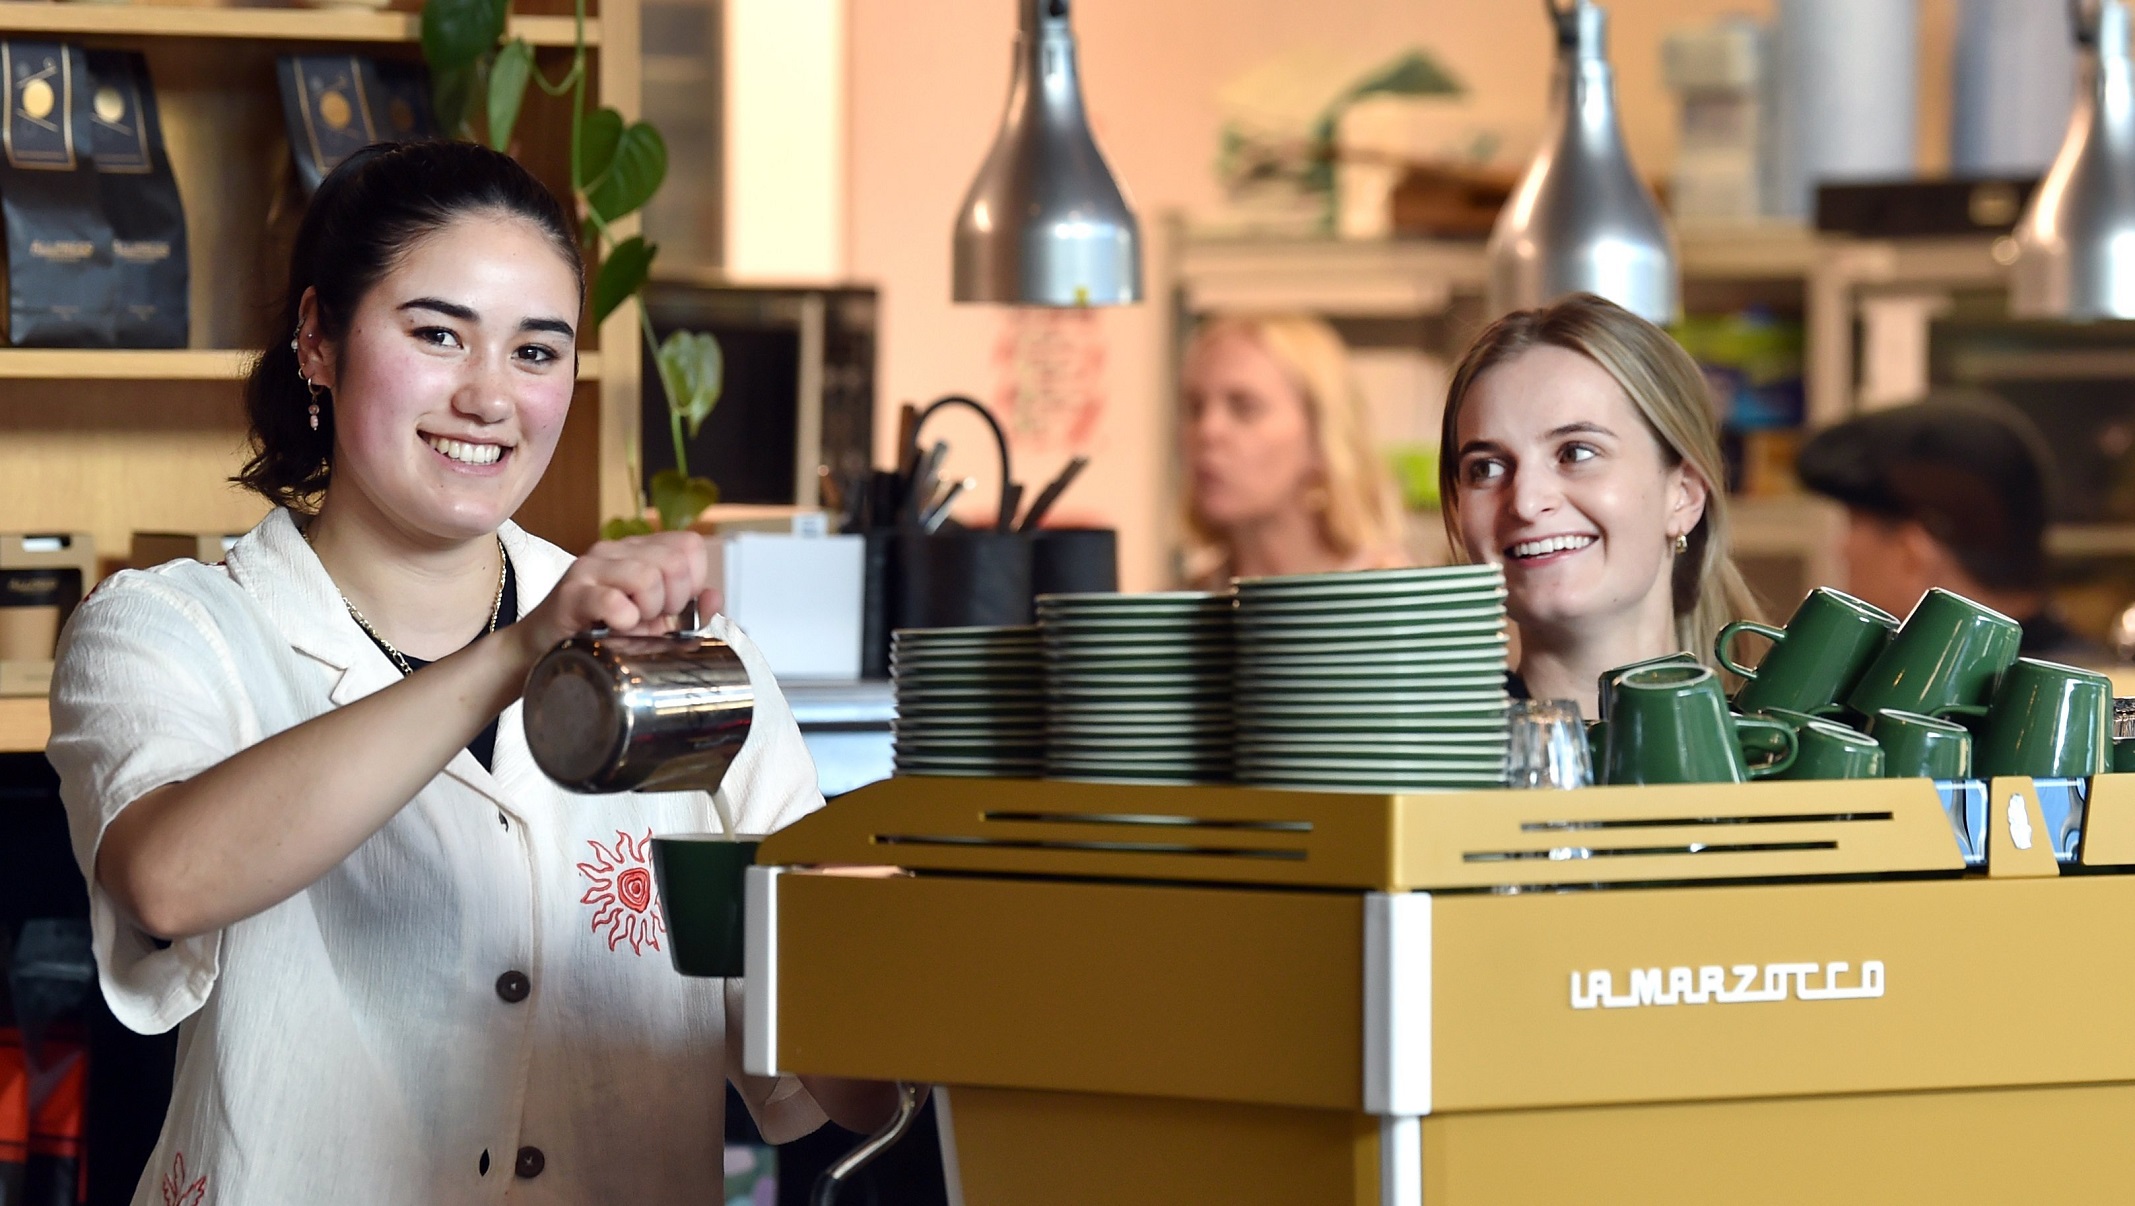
left=1737, top=715, right=1799, bottom=779
left=1715, top=621, right=1787, bottom=679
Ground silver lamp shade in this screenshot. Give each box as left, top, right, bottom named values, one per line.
left=953, top=0, right=1141, bottom=307
left=1487, top=0, right=1678, bottom=323
left=2011, top=0, right=2135, bottom=320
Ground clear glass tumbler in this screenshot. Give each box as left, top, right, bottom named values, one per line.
left=1505, top=698, right=1593, bottom=789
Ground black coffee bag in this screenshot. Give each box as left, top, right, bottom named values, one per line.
left=277, top=55, right=381, bottom=195
left=277, top=56, right=437, bottom=196
left=0, top=41, right=114, bottom=347
left=85, top=50, right=186, bottom=349
left=368, top=59, right=438, bottom=145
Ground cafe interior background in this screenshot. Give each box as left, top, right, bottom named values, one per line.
left=4, top=0, right=2135, bottom=1201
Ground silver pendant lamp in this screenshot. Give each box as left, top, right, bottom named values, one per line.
left=952, top=0, right=1141, bottom=307
left=1487, top=0, right=1678, bottom=323
left=2011, top=0, right=2135, bottom=320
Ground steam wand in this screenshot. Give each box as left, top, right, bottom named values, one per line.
left=810, top=1082, right=926, bottom=1206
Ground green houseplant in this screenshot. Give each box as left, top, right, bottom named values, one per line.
left=419, top=0, right=723, bottom=539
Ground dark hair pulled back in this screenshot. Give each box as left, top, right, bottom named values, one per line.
left=237, top=140, right=583, bottom=510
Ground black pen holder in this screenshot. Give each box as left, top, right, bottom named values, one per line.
left=895, top=530, right=1034, bottom=629
left=859, top=526, right=1121, bottom=678
left=1030, top=528, right=1119, bottom=597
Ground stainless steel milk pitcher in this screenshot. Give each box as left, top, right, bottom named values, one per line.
left=523, top=606, right=754, bottom=794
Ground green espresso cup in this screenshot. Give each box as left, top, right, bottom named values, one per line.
left=1972, top=658, right=2112, bottom=780
left=1756, top=708, right=1886, bottom=780
left=2114, top=737, right=2135, bottom=773
left=650, top=833, right=763, bottom=978
left=1845, top=588, right=2023, bottom=721
left=1604, top=664, right=1797, bottom=785
left=1595, top=651, right=1702, bottom=720
left=1867, top=708, right=1973, bottom=779
left=1717, top=587, right=1899, bottom=715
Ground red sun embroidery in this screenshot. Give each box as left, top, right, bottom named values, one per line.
left=578, top=829, right=666, bottom=955
left=162, top=1150, right=207, bottom=1206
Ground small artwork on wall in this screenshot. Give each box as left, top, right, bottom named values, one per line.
left=990, top=308, right=1107, bottom=453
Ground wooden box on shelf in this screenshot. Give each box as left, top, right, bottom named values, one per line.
left=131, top=529, right=244, bottom=569
left=0, top=531, right=92, bottom=703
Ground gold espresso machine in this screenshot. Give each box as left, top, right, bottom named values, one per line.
left=741, top=772, right=2135, bottom=1204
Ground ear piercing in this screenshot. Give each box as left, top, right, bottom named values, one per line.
left=292, top=327, right=323, bottom=431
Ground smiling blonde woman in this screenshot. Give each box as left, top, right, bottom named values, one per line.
left=1436, top=293, right=1762, bottom=716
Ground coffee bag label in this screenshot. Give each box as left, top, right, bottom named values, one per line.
left=87, top=67, right=149, bottom=173
left=3, top=42, right=77, bottom=170
left=368, top=60, right=437, bottom=142
left=279, top=56, right=378, bottom=191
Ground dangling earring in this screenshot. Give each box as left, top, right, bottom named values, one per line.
left=305, top=379, right=324, bottom=431
left=1672, top=532, right=1689, bottom=555
left=293, top=329, right=326, bottom=432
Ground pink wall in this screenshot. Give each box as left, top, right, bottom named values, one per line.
left=846, top=0, right=1805, bottom=591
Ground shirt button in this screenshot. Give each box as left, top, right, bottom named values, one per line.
left=494, top=971, right=530, bottom=1004
left=515, top=1146, right=545, bottom=1179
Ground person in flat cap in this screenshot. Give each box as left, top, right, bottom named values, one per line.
left=1796, top=390, right=2112, bottom=666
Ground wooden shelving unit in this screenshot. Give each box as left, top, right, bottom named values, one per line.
left=0, top=0, right=644, bottom=755
left=0, top=4, right=596, bottom=46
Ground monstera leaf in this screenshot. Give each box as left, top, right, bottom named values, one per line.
left=486, top=38, right=534, bottom=152
left=656, top=330, right=724, bottom=440
left=650, top=469, right=719, bottom=535
left=581, top=107, right=667, bottom=224
left=421, top=0, right=508, bottom=71
left=591, top=236, right=656, bottom=326
left=600, top=515, right=656, bottom=541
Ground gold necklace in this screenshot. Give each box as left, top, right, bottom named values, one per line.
left=304, top=523, right=508, bottom=677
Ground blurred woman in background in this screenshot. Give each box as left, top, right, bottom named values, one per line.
left=1438, top=293, right=1762, bottom=716
left=1178, top=313, right=1406, bottom=588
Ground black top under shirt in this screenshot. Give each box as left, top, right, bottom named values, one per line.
left=355, top=555, right=519, bottom=772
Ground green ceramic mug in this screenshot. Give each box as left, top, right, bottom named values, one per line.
left=650, top=834, right=762, bottom=978
left=1755, top=707, right=1887, bottom=780
left=1604, top=664, right=1797, bottom=785
left=1845, top=588, right=2023, bottom=721
left=1866, top=708, right=1973, bottom=780
left=1971, top=658, right=2112, bottom=780
left=1717, top=588, right=1899, bottom=716
left=2114, top=737, right=2135, bottom=774
left=1595, top=651, right=1701, bottom=720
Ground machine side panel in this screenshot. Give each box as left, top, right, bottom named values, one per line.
left=1430, top=876, right=2135, bottom=1111
left=773, top=872, right=1365, bottom=1109
left=946, top=1087, right=1383, bottom=1206
left=1419, top=1081, right=2135, bottom=1204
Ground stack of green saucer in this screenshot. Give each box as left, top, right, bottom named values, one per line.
left=1232, top=565, right=1510, bottom=792
left=891, top=626, right=1044, bottom=777
left=1038, top=591, right=1235, bottom=784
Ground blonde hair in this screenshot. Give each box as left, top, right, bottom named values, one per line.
left=1180, top=314, right=1404, bottom=578
left=1436, top=293, right=1762, bottom=660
